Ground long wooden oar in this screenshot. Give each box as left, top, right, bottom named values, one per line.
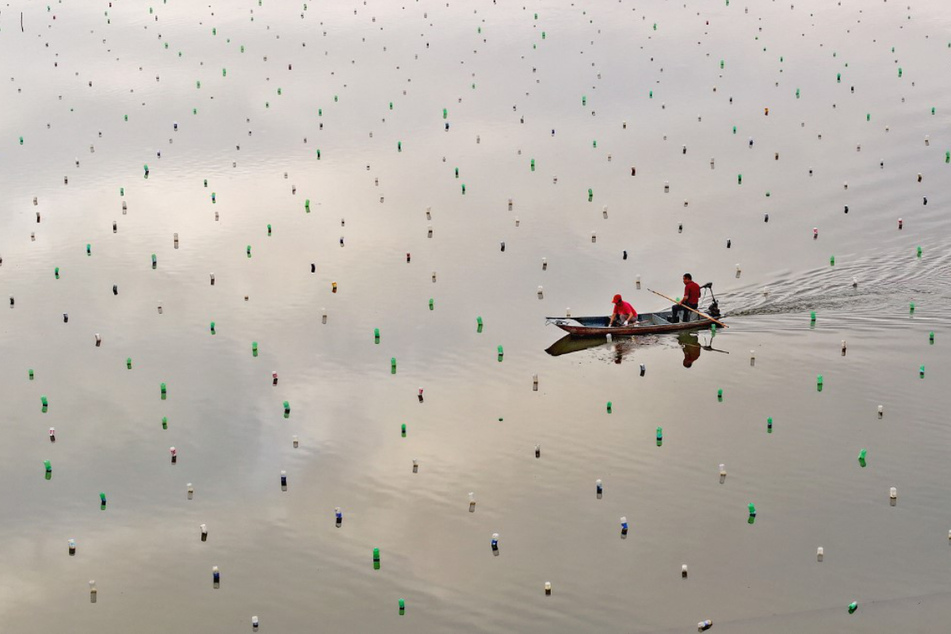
left=647, top=288, right=729, bottom=328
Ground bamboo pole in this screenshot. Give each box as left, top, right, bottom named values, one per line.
left=647, top=288, right=728, bottom=328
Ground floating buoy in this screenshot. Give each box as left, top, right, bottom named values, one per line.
left=49, top=428, right=55, bottom=442
left=606, top=401, right=612, bottom=414
left=160, top=382, right=167, bottom=399
left=890, top=487, right=897, bottom=505
left=200, top=524, right=208, bottom=542
left=187, top=483, right=193, bottom=499
left=89, top=580, right=97, bottom=603
left=848, top=601, right=858, bottom=614
left=698, top=620, right=712, bottom=632
left=656, top=426, right=663, bottom=446
left=212, top=566, right=220, bottom=587
left=858, top=449, right=867, bottom=468
left=391, top=357, right=397, bottom=374
left=535, top=444, right=541, bottom=459
left=99, top=492, right=107, bottom=509
left=162, top=417, right=168, bottom=430
left=596, top=479, right=603, bottom=497
left=280, top=470, right=288, bottom=488
left=719, top=464, right=726, bottom=482
left=620, top=517, right=628, bottom=536
left=170, top=447, right=177, bottom=464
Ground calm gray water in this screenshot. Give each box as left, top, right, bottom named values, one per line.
left=2, top=0, right=951, bottom=632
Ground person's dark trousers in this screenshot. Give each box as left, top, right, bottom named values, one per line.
left=671, top=302, right=698, bottom=323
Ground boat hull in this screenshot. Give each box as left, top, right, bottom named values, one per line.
left=546, top=312, right=717, bottom=337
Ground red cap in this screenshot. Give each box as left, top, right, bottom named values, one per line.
left=612, top=294, right=622, bottom=303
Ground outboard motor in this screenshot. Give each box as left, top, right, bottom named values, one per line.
left=702, top=283, right=721, bottom=318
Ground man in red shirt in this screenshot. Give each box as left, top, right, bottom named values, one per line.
left=671, top=273, right=701, bottom=323
left=609, top=294, right=638, bottom=327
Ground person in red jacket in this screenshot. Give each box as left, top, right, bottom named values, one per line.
left=671, top=273, right=701, bottom=323
left=609, top=294, right=638, bottom=327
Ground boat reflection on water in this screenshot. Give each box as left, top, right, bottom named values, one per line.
left=545, top=330, right=727, bottom=366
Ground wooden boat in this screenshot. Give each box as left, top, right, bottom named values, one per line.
left=546, top=310, right=718, bottom=337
